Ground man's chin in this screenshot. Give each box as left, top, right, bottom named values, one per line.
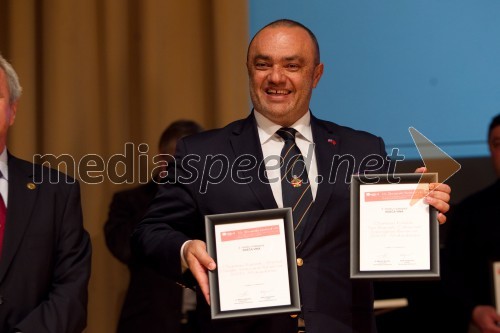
left=263, top=110, right=300, bottom=126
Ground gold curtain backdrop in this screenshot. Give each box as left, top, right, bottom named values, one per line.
left=0, top=0, right=249, bottom=332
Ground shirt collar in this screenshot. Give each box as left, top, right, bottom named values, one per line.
left=0, top=148, right=7, bottom=181
left=254, top=110, right=313, bottom=144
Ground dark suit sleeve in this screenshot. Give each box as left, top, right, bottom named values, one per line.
left=132, top=139, right=203, bottom=283
left=443, top=198, right=483, bottom=329
left=15, top=181, right=91, bottom=333
left=104, top=191, right=135, bottom=264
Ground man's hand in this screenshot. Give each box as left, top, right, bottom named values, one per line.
left=472, top=305, right=500, bottom=333
left=414, top=167, right=451, bottom=224
left=183, top=240, right=216, bottom=305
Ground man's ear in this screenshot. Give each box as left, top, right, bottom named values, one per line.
left=9, top=101, right=18, bottom=126
left=312, top=63, right=324, bottom=88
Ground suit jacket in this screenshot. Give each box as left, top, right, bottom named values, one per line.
left=443, top=180, right=500, bottom=332
left=104, top=181, right=183, bottom=333
left=133, top=113, right=388, bottom=333
left=0, top=154, right=91, bottom=333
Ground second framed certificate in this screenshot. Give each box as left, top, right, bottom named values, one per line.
left=491, top=261, right=500, bottom=313
left=205, top=208, right=301, bottom=320
left=350, top=173, right=440, bottom=279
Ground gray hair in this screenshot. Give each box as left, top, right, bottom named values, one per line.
left=0, top=53, right=23, bottom=104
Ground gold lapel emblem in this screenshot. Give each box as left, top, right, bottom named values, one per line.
left=27, top=182, right=36, bottom=190
left=291, top=175, right=302, bottom=188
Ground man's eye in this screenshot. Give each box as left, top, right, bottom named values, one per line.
left=286, top=64, right=299, bottom=70
left=255, top=62, right=269, bottom=69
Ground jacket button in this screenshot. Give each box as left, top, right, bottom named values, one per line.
left=296, top=258, right=303, bottom=266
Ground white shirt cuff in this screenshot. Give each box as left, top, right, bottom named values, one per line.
left=180, top=240, right=192, bottom=272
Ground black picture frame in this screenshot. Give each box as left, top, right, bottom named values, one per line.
left=205, top=208, right=301, bottom=320
left=350, top=173, right=440, bottom=279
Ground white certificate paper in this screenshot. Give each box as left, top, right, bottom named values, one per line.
left=359, top=183, right=430, bottom=271
left=493, top=261, right=500, bottom=313
left=214, top=219, right=291, bottom=311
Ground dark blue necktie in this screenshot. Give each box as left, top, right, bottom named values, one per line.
left=276, top=128, right=313, bottom=247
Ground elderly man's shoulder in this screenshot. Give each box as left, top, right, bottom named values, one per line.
left=9, top=153, right=80, bottom=191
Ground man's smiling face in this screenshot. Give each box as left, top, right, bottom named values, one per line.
left=247, top=25, right=323, bottom=127
left=0, top=68, right=17, bottom=153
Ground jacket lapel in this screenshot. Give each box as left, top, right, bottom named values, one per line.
left=229, top=112, right=278, bottom=210
left=0, top=155, right=39, bottom=283
left=299, top=115, right=340, bottom=246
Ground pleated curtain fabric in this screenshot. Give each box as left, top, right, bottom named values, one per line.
left=276, top=128, right=313, bottom=247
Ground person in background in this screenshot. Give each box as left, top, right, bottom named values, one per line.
left=0, top=54, right=91, bottom=333
left=444, top=114, right=500, bottom=333
left=104, top=119, right=203, bottom=333
left=132, top=19, right=451, bottom=333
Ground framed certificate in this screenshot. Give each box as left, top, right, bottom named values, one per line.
left=492, top=261, right=500, bottom=313
left=350, top=173, right=439, bottom=279
left=205, top=208, right=301, bottom=320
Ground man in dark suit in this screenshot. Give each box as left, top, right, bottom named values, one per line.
left=0, top=55, right=91, bottom=332
left=132, top=19, right=451, bottom=333
left=104, top=120, right=203, bottom=333
left=443, top=114, right=500, bottom=333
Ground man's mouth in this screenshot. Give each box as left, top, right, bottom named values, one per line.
left=266, top=89, right=291, bottom=95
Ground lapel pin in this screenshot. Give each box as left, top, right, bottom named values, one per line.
left=328, top=139, right=337, bottom=145
left=291, top=175, right=303, bottom=187
left=27, top=182, right=36, bottom=190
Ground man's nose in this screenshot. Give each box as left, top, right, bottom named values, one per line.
left=267, top=66, right=285, bottom=84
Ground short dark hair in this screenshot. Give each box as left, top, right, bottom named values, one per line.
left=158, top=120, right=203, bottom=153
left=247, top=19, right=321, bottom=65
left=488, top=114, right=500, bottom=140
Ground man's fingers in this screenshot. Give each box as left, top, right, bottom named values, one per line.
left=436, top=212, right=447, bottom=225
left=184, top=240, right=217, bottom=304
left=427, top=183, right=451, bottom=210
left=185, top=240, right=217, bottom=270
left=188, top=258, right=212, bottom=305
left=414, top=166, right=427, bottom=173
left=429, top=182, right=451, bottom=195
left=424, top=183, right=451, bottom=224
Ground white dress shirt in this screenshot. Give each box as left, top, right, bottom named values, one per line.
left=0, top=148, right=8, bottom=207
left=254, top=110, right=318, bottom=207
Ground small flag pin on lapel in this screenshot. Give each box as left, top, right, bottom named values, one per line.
left=328, top=139, right=337, bottom=145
